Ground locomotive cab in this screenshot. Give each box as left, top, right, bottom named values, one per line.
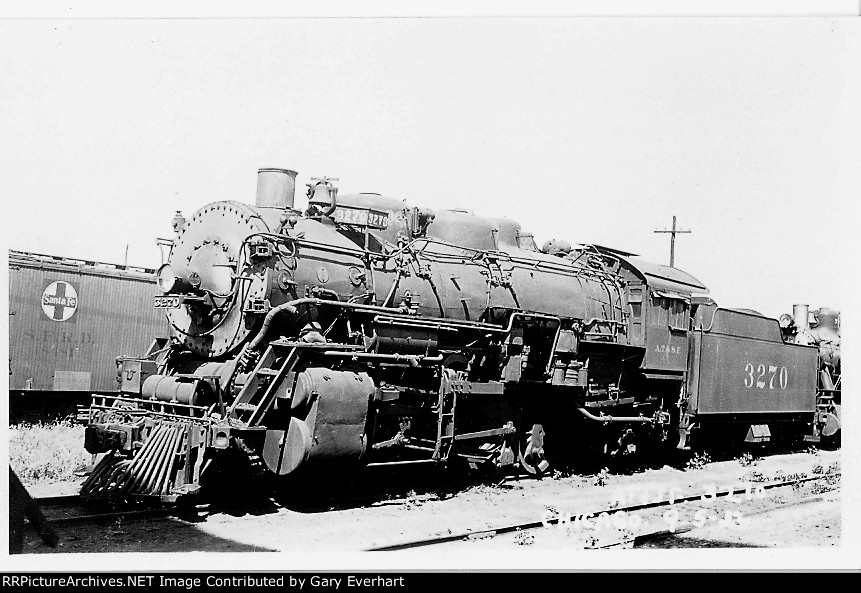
left=591, top=248, right=708, bottom=378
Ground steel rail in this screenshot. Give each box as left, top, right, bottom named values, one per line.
left=27, top=495, right=170, bottom=527
left=40, top=507, right=171, bottom=526
left=366, top=473, right=840, bottom=551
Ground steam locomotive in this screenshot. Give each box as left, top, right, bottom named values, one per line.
left=80, top=168, right=840, bottom=500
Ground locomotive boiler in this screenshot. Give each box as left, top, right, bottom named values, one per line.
left=80, top=167, right=833, bottom=501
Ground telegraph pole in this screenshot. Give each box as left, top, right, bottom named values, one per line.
left=654, top=215, right=691, bottom=268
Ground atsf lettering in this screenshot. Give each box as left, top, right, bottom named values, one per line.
left=654, top=344, right=682, bottom=354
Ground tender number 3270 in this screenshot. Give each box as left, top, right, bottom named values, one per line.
left=743, top=363, right=788, bottom=389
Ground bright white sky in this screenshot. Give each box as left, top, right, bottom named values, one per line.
left=1, top=2, right=860, bottom=572
left=2, top=14, right=858, bottom=320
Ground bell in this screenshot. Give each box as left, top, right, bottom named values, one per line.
left=306, top=177, right=339, bottom=215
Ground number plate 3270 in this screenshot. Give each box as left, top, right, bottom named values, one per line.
left=154, top=295, right=184, bottom=308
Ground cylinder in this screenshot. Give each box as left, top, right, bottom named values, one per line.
left=256, top=168, right=297, bottom=209
left=793, top=304, right=810, bottom=331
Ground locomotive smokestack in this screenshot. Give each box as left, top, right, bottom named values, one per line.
left=793, top=304, right=810, bottom=331
left=256, top=168, right=297, bottom=209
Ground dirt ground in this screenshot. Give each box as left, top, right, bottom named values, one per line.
left=14, top=447, right=847, bottom=568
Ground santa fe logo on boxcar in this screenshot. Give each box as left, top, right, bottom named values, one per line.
left=41, top=281, right=79, bottom=322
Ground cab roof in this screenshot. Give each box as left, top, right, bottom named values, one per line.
left=620, top=255, right=709, bottom=294
left=591, top=246, right=708, bottom=295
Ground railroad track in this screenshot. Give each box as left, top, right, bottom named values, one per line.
left=31, top=494, right=172, bottom=526
left=367, top=472, right=840, bottom=551
left=20, top=457, right=838, bottom=553
left=27, top=471, right=445, bottom=529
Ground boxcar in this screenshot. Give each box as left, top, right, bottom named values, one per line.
left=8, top=250, right=169, bottom=421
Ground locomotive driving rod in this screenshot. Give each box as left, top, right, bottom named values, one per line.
left=576, top=407, right=655, bottom=424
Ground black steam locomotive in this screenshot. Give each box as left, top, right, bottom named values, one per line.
left=81, top=168, right=840, bottom=500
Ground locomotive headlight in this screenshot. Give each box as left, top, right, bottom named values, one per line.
left=158, top=264, right=194, bottom=294
left=157, top=264, right=182, bottom=294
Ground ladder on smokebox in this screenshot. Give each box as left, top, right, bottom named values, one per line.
left=432, top=371, right=458, bottom=461
left=228, top=344, right=301, bottom=427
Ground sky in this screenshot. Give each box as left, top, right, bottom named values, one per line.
left=1, top=3, right=860, bottom=571
left=1, top=15, right=859, bottom=321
